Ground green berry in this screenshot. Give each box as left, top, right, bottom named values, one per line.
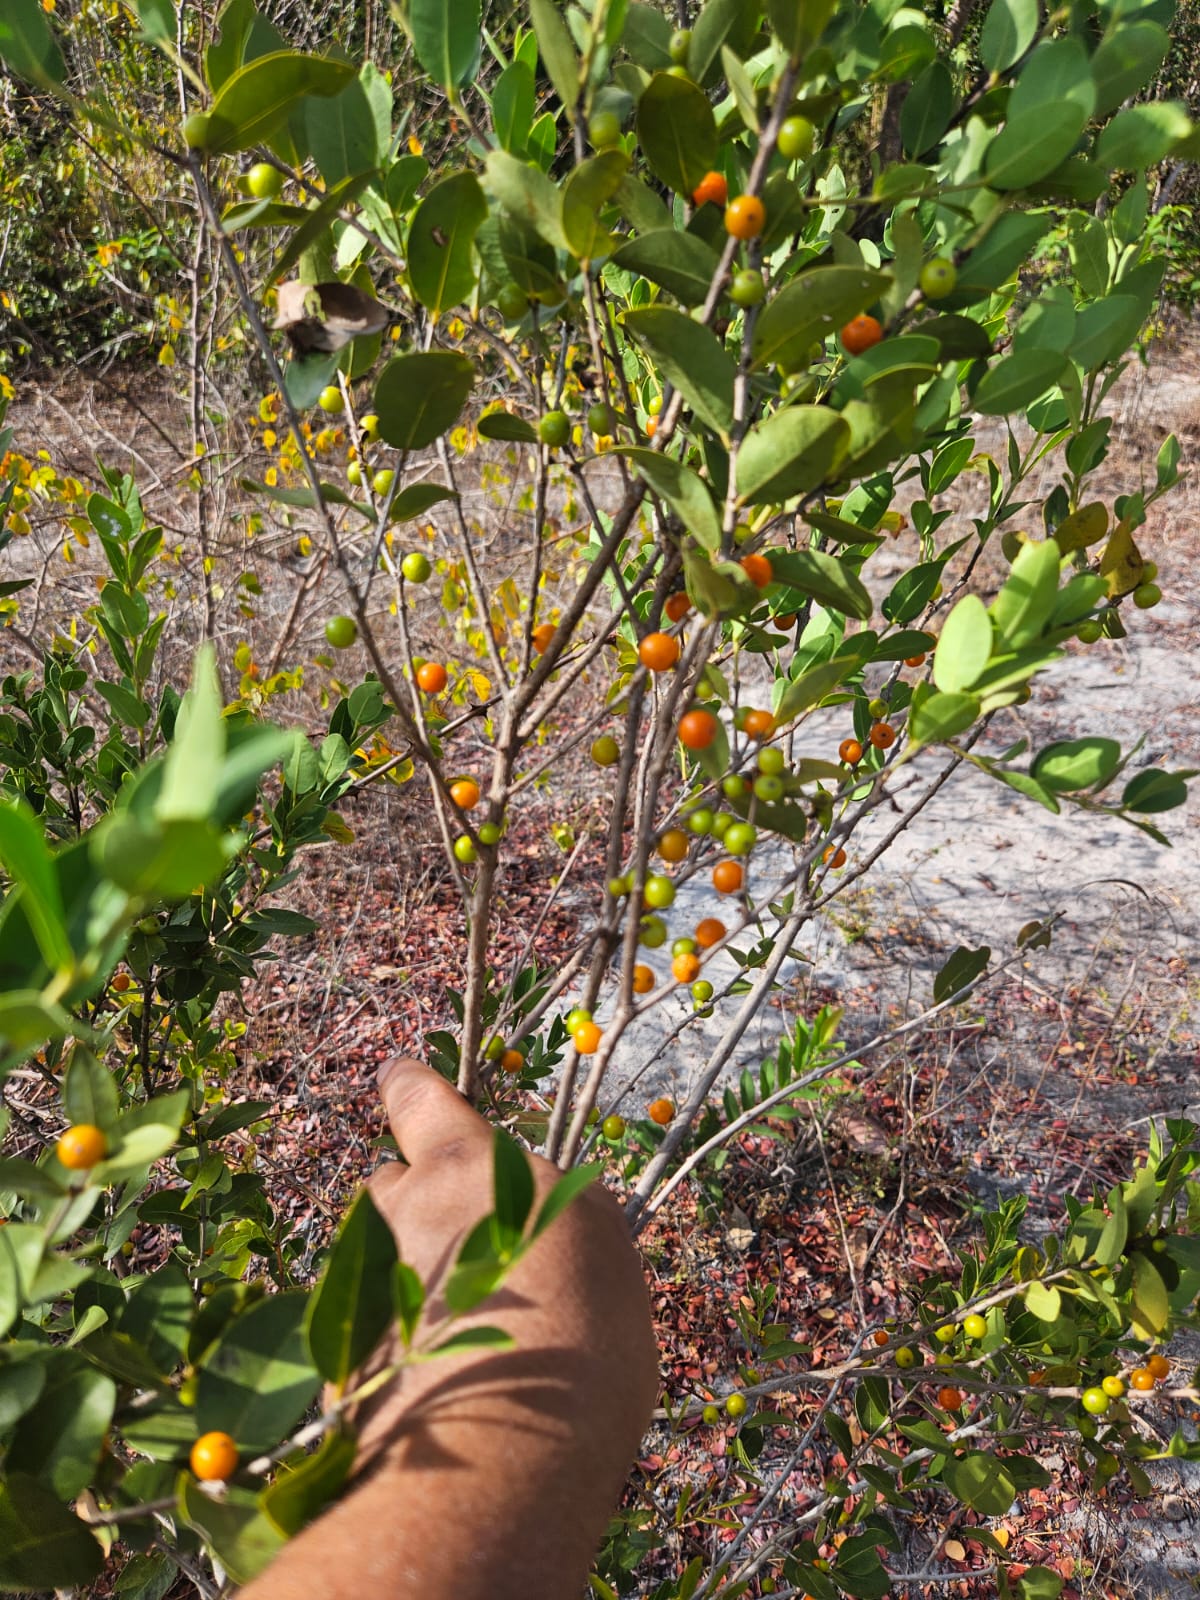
left=453, top=834, right=478, bottom=865
left=372, top=468, right=395, bottom=495
left=602, top=1113, right=626, bottom=1141
left=722, top=774, right=747, bottom=800
left=246, top=162, right=283, bottom=199
left=538, top=410, right=571, bottom=448
left=1133, top=582, right=1162, bottom=609
left=934, top=1323, right=957, bottom=1344
left=565, top=1008, right=592, bottom=1034
left=710, top=812, right=734, bottom=838
left=702, top=1403, right=720, bottom=1425
left=324, top=614, right=357, bottom=649
left=753, top=774, right=784, bottom=803
left=317, top=386, right=344, bottom=414
left=478, top=822, right=502, bottom=846
left=401, top=550, right=431, bottom=583
left=963, top=1314, right=987, bottom=1341
left=639, top=915, right=667, bottom=948
left=724, top=1392, right=747, bottom=1418
left=672, top=937, right=697, bottom=957
left=183, top=113, right=211, bottom=150
left=687, top=807, right=714, bottom=835
left=1081, top=1386, right=1111, bottom=1416
left=608, top=875, right=631, bottom=898
left=485, top=1035, right=505, bottom=1060
left=724, top=823, right=757, bottom=856
left=757, top=747, right=785, bottom=775
left=777, top=115, right=815, bottom=161
left=347, top=461, right=363, bottom=486
left=868, top=697, right=889, bottom=719
left=643, top=874, right=676, bottom=910
left=668, top=27, right=692, bottom=63
left=591, top=735, right=620, bottom=767
left=589, top=110, right=622, bottom=149
left=919, top=257, right=957, bottom=299
left=730, top=270, right=766, bottom=308
left=587, top=401, right=616, bottom=436
left=1075, top=620, right=1103, bottom=643
left=895, top=1345, right=918, bottom=1369
left=496, top=283, right=528, bottom=321
left=1141, top=560, right=1158, bottom=580
left=691, top=980, right=714, bottom=1003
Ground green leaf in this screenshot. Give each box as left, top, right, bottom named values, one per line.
left=909, top=687, right=982, bottom=746
left=283, top=350, right=342, bottom=414
left=736, top=407, right=850, bottom=505
left=0, top=1474, right=104, bottom=1590
left=766, top=0, right=834, bottom=58
left=393, top=1261, right=425, bottom=1344
left=636, top=71, right=718, bottom=194
left=178, top=1479, right=286, bottom=1587
left=1030, top=738, right=1121, bottom=794
left=763, top=549, right=872, bottom=623
left=304, top=76, right=382, bottom=186
left=990, top=539, right=1062, bottom=648
left=933, top=944, right=991, bottom=1004
left=113, top=1551, right=176, bottom=1600
left=271, top=171, right=374, bottom=285
left=1024, top=1279, right=1061, bottom=1321
left=1071, top=295, right=1144, bottom=372
left=0, top=0, right=65, bottom=87
left=0, top=801, right=71, bottom=972
left=0, top=990, right=77, bottom=1055
left=1097, top=101, right=1192, bottom=172
left=949, top=213, right=1052, bottom=306
left=985, top=103, right=1090, bottom=191
left=529, top=0, right=580, bottom=118
left=203, top=51, right=356, bottom=155
left=562, top=150, right=629, bottom=260
left=532, top=1163, right=597, bottom=1239
left=611, top=230, right=723, bottom=307
left=120, top=1264, right=194, bottom=1373
left=6, top=1363, right=116, bottom=1498
left=933, top=595, right=992, bottom=694
left=1091, top=21, right=1171, bottom=118
left=477, top=412, right=538, bottom=444
left=1129, top=1253, right=1170, bottom=1335
left=484, top=149, right=566, bottom=251
left=492, top=1129, right=535, bottom=1244
left=1122, top=767, right=1192, bottom=815
left=492, top=59, right=535, bottom=153
left=0, top=1360, right=46, bottom=1431
left=1067, top=215, right=1110, bottom=300
left=197, top=1291, right=321, bottom=1453
left=973, top=350, right=1067, bottom=415
left=944, top=1452, right=1018, bottom=1516
left=157, top=644, right=223, bottom=824
left=63, top=1049, right=120, bottom=1134
left=979, top=0, right=1038, bottom=73
left=261, top=1429, right=357, bottom=1537
left=751, top=266, right=891, bottom=373
left=1053, top=502, right=1109, bottom=556
left=305, top=1189, right=398, bottom=1385
left=1016, top=1568, right=1064, bottom=1600
left=688, top=0, right=758, bottom=86
left=408, top=172, right=488, bottom=314
left=623, top=307, right=734, bottom=436
left=427, top=1324, right=515, bottom=1358
left=774, top=655, right=859, bottom=724
left=374, top=351, right=475, bottom=450
left=617, top=449, right=722, bottom=552
left=404, top=0, right=480, bottom=91
left=900, top=61, right=953, bottom=157
left=204, top=0, right=285, bottom=92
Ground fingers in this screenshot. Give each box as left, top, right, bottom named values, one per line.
left=376, top=1056, right=492, bottom=1169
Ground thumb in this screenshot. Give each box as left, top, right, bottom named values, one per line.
left=376, top=1056, right=491, bottom=1170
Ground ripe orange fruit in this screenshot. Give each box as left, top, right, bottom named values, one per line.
left=500, top=1048, right=524, bottom=1072
left=937, top=1386, right=963, bottom=1411
left=56, top=1124, right=107, bottom=1170
left=1130, top=1367, right=1155, bottom=1391
left=416, top=661, right=448, bottom=693
left=841, top=313, right=883, bottom=355
left=873, top=1330, right=890, bottom=1347
left=672, top=951, right=701, bottom=983
left=190, top=1431, right=238, bottom=1481
left=112, top=971, right=132, bottom=992
left=648, top=1098, right=675, bottom=1126
left=904, top=653, right=927, bottom=667
left=742, top=709, right=774, bottom=740
left=823, top=846, right=847, bottom=868
left=695, top=917, right=726, bottom=948
left=1147, top=1353, right=1171, bottom=1381
left=692, top=170, right=728, bottom=207
left=712, top=860, right=744, bottom=895
left=658, top=828, right=689, bottom=863
left=839, top=738, right=863, bottom=765
left=665, top=590, right=691, bottom=622
left=868, top=721, right=896, bottom=749
left=640, top=631, right=680, bottom=672
left=739, top=552, right=773, bottom=589
left=632, top=964, right=655, bottom=994
left=531, top=622, right=556, bottom=654
left=449, top=778, right=481, bottom=810
left=678, top=708, right=718, bottom=749
left=573, top=1019, right=602, bottom=1054
left=725, top=194, right=766, bottom=240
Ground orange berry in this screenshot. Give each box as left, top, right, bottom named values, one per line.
left=632, top=964, right=655, bottom=994
left=873, top=1330, right=890, bottom=1347
left=639, top=631, right=680, bottom=672
left=56, top=1124, right=107, bottom=1171
left=573, top=1019, right=603, bottom=1054
left=694, top=917, right=726, bottom=949
left=904, top=653, right=927, bottom=667
left=868, top=721, right=895, bottom=749
left=449, top=778, right=481, bottom=810
left=665, top=590, right=691, bottom=623
left=646, top=416, right=657, bottom=437
left=937, top=1386, right=962, bottom=1411
left=658, top=828, right=689, bottom=863
left=1130, top=1367, right=1155, bottom=1391
left=712, top=859, right=744, bottom=895
left=823, top=846, right=847, bottom=868
left=531, top=622, right=556, bottom=654
left=692, top=170, right=728, bottom=207
left=1147, top=1353, right=1171, bottom=1381
left=678, top=708, right=718, bottom=749
left=725, top=194, right=766, bottom=240
left=841, top=313, right=883, bottom=355
left=111, top=971, right=132, bottom=992
left=648, top=1097, right=675, bottom=1126
left=190, top=1431, right=238, bottom=1481
left=739, top=552, right=773, bottom=589
left=499, top=1048, right=525, bottom=1073
left=742, top=709, right=774, bottom=740
left=416, top=661, right=448, bottom=694
left=839, top=737, right=863, bottom=765
left=672, top=951, right=701, bottom=983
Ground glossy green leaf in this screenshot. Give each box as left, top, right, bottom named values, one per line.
left=1091, top=21, right=1171, bottom=117
left=636, top=71, right=718, bottom=195
left=944, top=1452, right=1018, bottom=1516
left=1122, top=768, right=1191, bottom=814
left=933, top=944, right=991, bottom=1004
left=764, top=549, right=872, bottom=623
left=736, top=407, right=850, bottom=504
left=63, top=1048, right=120, bottom=1134
left=261, top=1429, right=357, bottom=1537
left=774, top=655, right=859, bottom=723
left=908, top=689, right=982, bottom=747
left=113, top=1551, right=176, bottom=1600
left=374, top=351, right=475, bottom=450
left=120, top=1263, right=193, bottom=1373
left=393, top=1261, right=425, bottom=1344
left=1071, top=295, right=1144, bottom=371
left=0, top=1474, right=104, bottom=1590
left=492, top=59, right=536, bottom=153
left=623, top=307, right=734, bottom=435
left=197, top=1291, right=321, bottom=1452
left=271, top=171, right=374, bottom=285
left=619, top=448, right=722, bottom=552
left=985, top=103, right=1090, bottom=191
left=1129, top=1253, right=1170, bottom=1334
left=156, top=644, right=222, bottom=823
left=979, top=0, right=1038, bottom=72
left=1024, top=1278, right=1061, bottom=1321
left=766, top=0, right=835, bottom=58
left=1067, top=215, right=1109, bottom=300
left=408, top=172, right=488, bottom=313
left=204, top=0, right=285, bottom=92
left=0, top=801, right=70, bottom=972
left=900, top=61, right=953, bottom=157
left=1097, top=101, right=1192, bottom=171
left=404, top=0, right=480, bottom=91
left=933, top=595, right=992, bottom=694
left=562, top=150, right=629, bottom=259
left=990, top=539, right=1062, bottom=648
left=202, top=51, right=356, bottom=154
left=6, top=1363, right=116, bottom=1498
left=0, top=0, right=65, bottom=86
left=305, top=1189, right=398, bottom=1385
left=947, top=213, right=1052, bottom=306
left=485, top=149, right=567, bottom=252
left=0, top=990, right=78, bottom=1054
left=303, top=76, right=381, bottom=186
left=477, top=412, right=538, bottom=443
left=1016, top=1569, right=1064, bottom=1600
left=529, top=0, right=579, bottom=116
left=492, top=1129, right=535, bottom=1244
left=751, top=266, right=891, bottom=372
left=973, top=350, right=1066, bottom=416
left=178, top=1478, right=286, bottom=1585
left=612, top=230, right=722, bottom=305
left=1030, top=738, right=1121, bottom=794
left=0, top=1360, right=46, bottom=1431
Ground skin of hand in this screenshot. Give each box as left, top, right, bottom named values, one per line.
left=241, top=1056, right=659, bottom=1600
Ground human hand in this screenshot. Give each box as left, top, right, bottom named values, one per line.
left=242, top=1056, right=658, bottom=1600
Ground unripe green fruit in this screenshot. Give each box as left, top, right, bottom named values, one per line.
left=643, top=874, right=676, bottom=909
left=710, top=812, right=734, bottom=838
left=589, top=110, right=622, bottom=149
left=895, top=1345, right=918, bottom=1369
left=347, top=461, right=363, bottom=486
left=602, top=1114, right=626, bottom=1140
left=246, top=162, right=283, bottom=199
left=724, top=1392, right=748, bottom=1418
left=183, top=113, right=211, bottom=150
left=1133, top=582, right=1162, bottom=609
left=702, top=1403, right=720, bottom=1425
left=666, top=63, right=690, bottom=78
left=868, top=697, right=889, bottom=719
left=934, top=1323, right=957, bottom=1344
left=672, top=937, right=697, bottom=957
left=373, top=468, right=395, bottom=495
left=1081, top=1386, right=1111, bottom=1416
left=963, top=1314, right=987, bottom=1341
left=496, top=283, right=528, bottom=321
left=401, top=550, right=431, bottom=583
left=587, top=401, right=616, bottom=436
left=453, top=834, right=478, bottom=865
left=478, top=822, right=502, bottom=846
left=538, top=410, right=570, bottom=448
left=591, top=734, right=620, bottom=767
left=485, top=1035, right=505, bottom=1060
left=730, top=270, right=766, bottom=308
left=324, top=614, right=357, bottom=649
left=1141, top=560, right=1158, bottom=580
left=639, top=916, right=667, bottom=948
left=724, top=822, right=757, bottom=856
left=919, top=257, right=957, bottom=299
left=1076, top=620, right=1103, bottom=643
left=317, top=386, right=344, bottom=415
left=566, top=1007, right=592, bottom=1032
left=691, top=980, right=714, bottom=1003
left=777, top=115, right=815, bottom=161
left=722, top=774, right=747, bottom=800
left=757, top=747, right=785, bottom=775
left=687, top=808, right=714, bottom=834
left=608, top=875, right=631, bottom=898
left=668, top=27, right=692, bottom=62
left=753, top=774, right=783, bottom=803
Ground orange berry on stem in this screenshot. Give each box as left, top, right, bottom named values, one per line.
left=692, top=170, right=728, bottom=207
left=868, top=721, right=895, bottom=749
left=632, top=964, right=655, bottom=994
left=500, top=1048, right=525, bottom=1072
left=665, top=590, right=691, bottom=622
left=712, top=859, right=744, bottom=895
left=1130, top=1367, right=1155, bottom=1391
left=678, top=708, right=718, bottom=749
left=904, top=653, right=926, bottom=668
left=823, top=846, right=847, bottom=868
left=725, top=194, right=766, bottom=240
left=648, top=1098, right=675, bottom=1126
left=742, top=709, right=774, bottom=740
left=190, top=1431, right=239, bottom=1481
left=937, top=1386, right=963, bottom=1411
left=639, top=631, right=680, bottom=672
left=56, top=1124, right=107, bottom=1171
left=531, top=621, right=556, bottom=654
left=672, top=951, right=701, bottom=983
left=573, top=1019, right=602, bottom=1054
left=658, top=828, right=689, bottom=863
left=839, top=738, right=863, bottom=765
left=841, top=313, right=883, bottom=355
left=449, top=778, right=481, bottom=810
left=1147, top=1353, right=1171, bottom=1381
left=695, top=917, right=726, bottom=949
left=739, top=552, right=773, bottom=589
left=416, top=661, right=448, bottom=694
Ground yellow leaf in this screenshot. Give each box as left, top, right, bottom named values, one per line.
left=992, top=1527, right=1010, bottom=1549
left=1099, top=518, right=1145, bottom=598
left=1054, top=501, right=1108, bottom=554
left=943, top=1539, right=966, bottom=1562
